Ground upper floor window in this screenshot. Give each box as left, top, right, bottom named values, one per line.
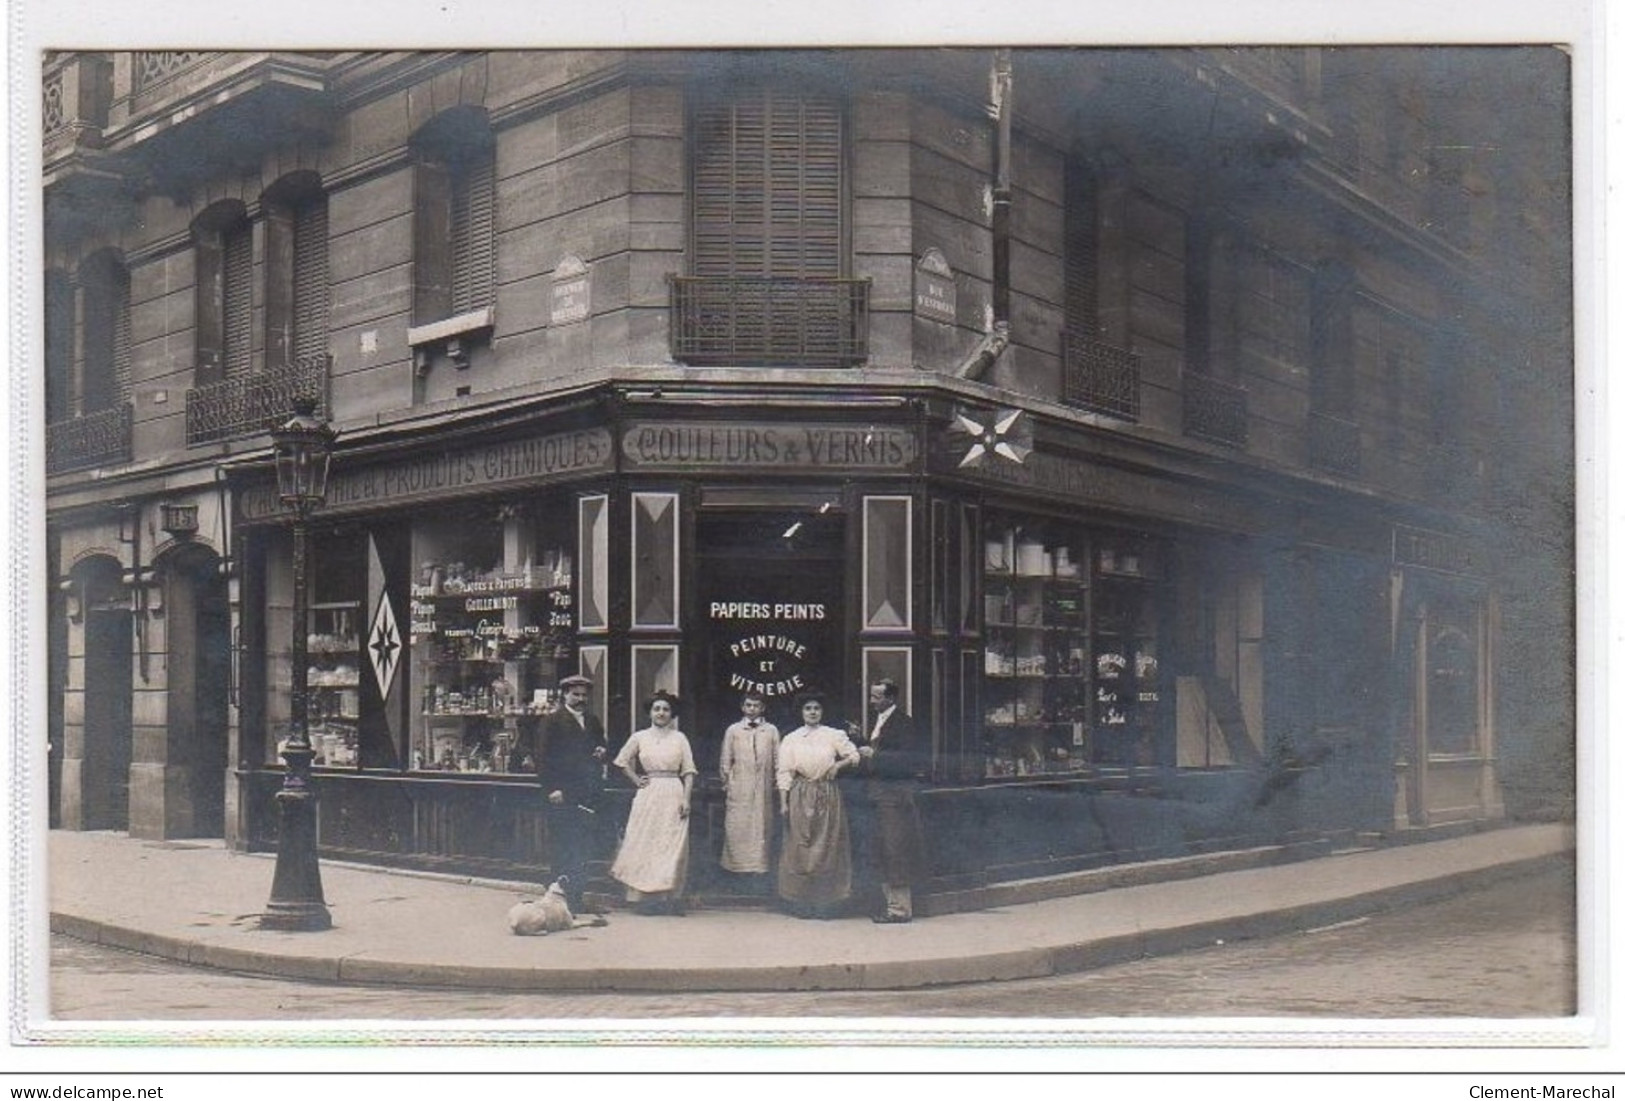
left=78, top=249, right=131, bottom=414
left=411, top=108, right=495, bottom=325
left=1309, top=260, right=1356, bottom=417
left=192, top=200, right=252, bottom=386
left=674, top=88, right=869, bottom=367
left=691, top=89, right=845, bottom=279
left=45, top=269, right=74, bottom=424
left=262, top=171, right=330, bottom=368
left=1059, top=153, right=1140, bottom=420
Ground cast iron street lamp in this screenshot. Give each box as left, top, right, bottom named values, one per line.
left=261, top=396, right=337, bottom=931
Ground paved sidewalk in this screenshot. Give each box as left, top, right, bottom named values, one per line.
left=47, top=823, right=1572, bottom=992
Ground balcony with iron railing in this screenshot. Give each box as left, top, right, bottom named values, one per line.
left=1308, top=410, right=1362, bottom=478
left=1182, top=372, right=1248, bottom=448
left=101, top=51, right=336, bottom=173
left=47, top=403, right=133, bottom=475
left=1061, top=332, right=1140, bottom=420
left=669, top=276, right=871, bottom=368
left=185, top=354, right=331, bottom=446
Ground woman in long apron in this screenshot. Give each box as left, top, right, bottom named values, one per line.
left=775, top=691, right=862, bottom=917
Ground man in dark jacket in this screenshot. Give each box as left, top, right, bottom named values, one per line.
left=854, top=678, right=928, bottom=923
left=536, top=673, right=612, bottom=912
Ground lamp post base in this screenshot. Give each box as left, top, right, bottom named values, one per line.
left=260, top=758, right=332, bottom=932
left=260, top=900, right=333, bottom=932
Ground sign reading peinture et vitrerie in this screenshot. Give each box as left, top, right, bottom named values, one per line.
left=237, top=427, right=615, bottom=523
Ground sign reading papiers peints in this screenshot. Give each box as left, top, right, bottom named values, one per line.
left=711, top=601, right=828, bottom=699
left=549, top=255, right=591, bottom=326
left=914, top=248, right=957, bottom=325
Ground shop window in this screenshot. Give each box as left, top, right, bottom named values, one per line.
left=578, top=645, right=609, bottom=725
left=411, top=108, right=495, bottom=326
left=78, top=250, right=131, bottom=415
left=929, top=500, right=948, bottom=634
left=632, top=492, right=680, bottom=630
left=862, top=496, right=912, bottom=632
left=861, top=647, right=912, bottom=721
left=262, top=172, right=330, bottom=369
left=407, top=502, right=576, bottom=774
left=578, top=494, right=609, bottom=633
left=959, top=504, right=980, bottom=635
left=1426, top=600, right=1481, bottom=757
left=192, top=200, right=253, bottom=386
left=631, top=645, right=680, bottom=715
left=980, top=514, right=1167, bottom=778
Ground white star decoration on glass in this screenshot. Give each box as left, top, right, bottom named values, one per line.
left=368, top=593, right=401, bottom=701
left=952, top=407, right=1033, bottom=468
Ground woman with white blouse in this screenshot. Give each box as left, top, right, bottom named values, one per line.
left=775, top=691, right=862, bottom=917
left=608, top=691, right=698, bottom=915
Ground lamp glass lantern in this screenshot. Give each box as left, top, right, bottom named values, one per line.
left=272, top=397, right=335, bottom=511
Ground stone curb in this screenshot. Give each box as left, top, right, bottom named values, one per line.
left=50, top=850, right=1569, bottom=993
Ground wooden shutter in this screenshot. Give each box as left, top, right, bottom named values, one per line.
left=45, top=271, right=73, bottom=422
left=293, top=195, right=329, bottom=360
left=1064, top=157, right=1099, bottom=336
left=692, top=90, right=843, bottom=278
left=452, top=149, right=495, bottom=314
left=222, top=223, right=252, bottom=378
left=80, top=260, right=128, bottom=413
left=112, top=275, right=131, bottom=401
left=413, top=155, right=453, bottom=322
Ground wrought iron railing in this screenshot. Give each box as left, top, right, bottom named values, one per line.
left=1061, top=332, right=1140, bottom=420
left=670, top=276, right=871, bottom=367
left=185, top=354, right=331, bottom=446
left=1182, top=372, right=1248, bottom=448
left=1308, top=410, right=1361, bottom=477
left=43, top=69, right=65, bottom=134
left=132, top=51, right=206, bottom=92
left=47, top=403, right=132, bottom=474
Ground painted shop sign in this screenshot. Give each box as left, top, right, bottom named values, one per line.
left=951, top=447, right=1258, bottom=532
left=1393, top=524, right=1480, bottom=576
left=710, top=601, right=829, bottom=699
left=622, top=422, right=917, bottom=471
left=238, top=427, right=615, bottom=522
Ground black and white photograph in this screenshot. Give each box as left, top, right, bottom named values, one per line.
left=6, top=0, right=1612, bottom=1087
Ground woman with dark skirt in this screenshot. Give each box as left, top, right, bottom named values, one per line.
left=774, top=691, right=862, bottom=918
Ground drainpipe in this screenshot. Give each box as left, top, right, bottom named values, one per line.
left=958, top=48, right=1013, bottom=380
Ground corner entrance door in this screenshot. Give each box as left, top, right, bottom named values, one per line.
left=694, top=509, right=847, bottom=768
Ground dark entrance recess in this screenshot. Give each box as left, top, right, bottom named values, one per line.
left=81, top=564, right=133, bottom=832
left=691, top=504, right=846, bottom=894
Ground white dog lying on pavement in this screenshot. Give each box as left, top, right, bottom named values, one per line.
left=507, top=876, right=609, bottom=935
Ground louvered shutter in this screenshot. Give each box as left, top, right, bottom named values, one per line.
left=1064, top=157, right=1099, bottom=336
left=222, top=224, right=253, bottom=378
left=693, top=91, right=843, bottom=279
left=293, top=195, right=329, bottom=361
left=45, top=272, right=73, bottom=422
left=452, top=149, right=495, bottom=314
left=112, top=276, right=131, bottom=401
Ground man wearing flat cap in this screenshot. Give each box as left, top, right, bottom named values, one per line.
left=536, top=673, right=612, bottom=912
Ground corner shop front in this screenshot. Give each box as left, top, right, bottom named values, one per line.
left=230, top=388, right=1407, bottom=896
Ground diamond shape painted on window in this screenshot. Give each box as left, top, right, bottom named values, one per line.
left=368, top=591, right=401, bottom=701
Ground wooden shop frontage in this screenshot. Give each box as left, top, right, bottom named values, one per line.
left=231, top=380, right=1493, bottom=901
